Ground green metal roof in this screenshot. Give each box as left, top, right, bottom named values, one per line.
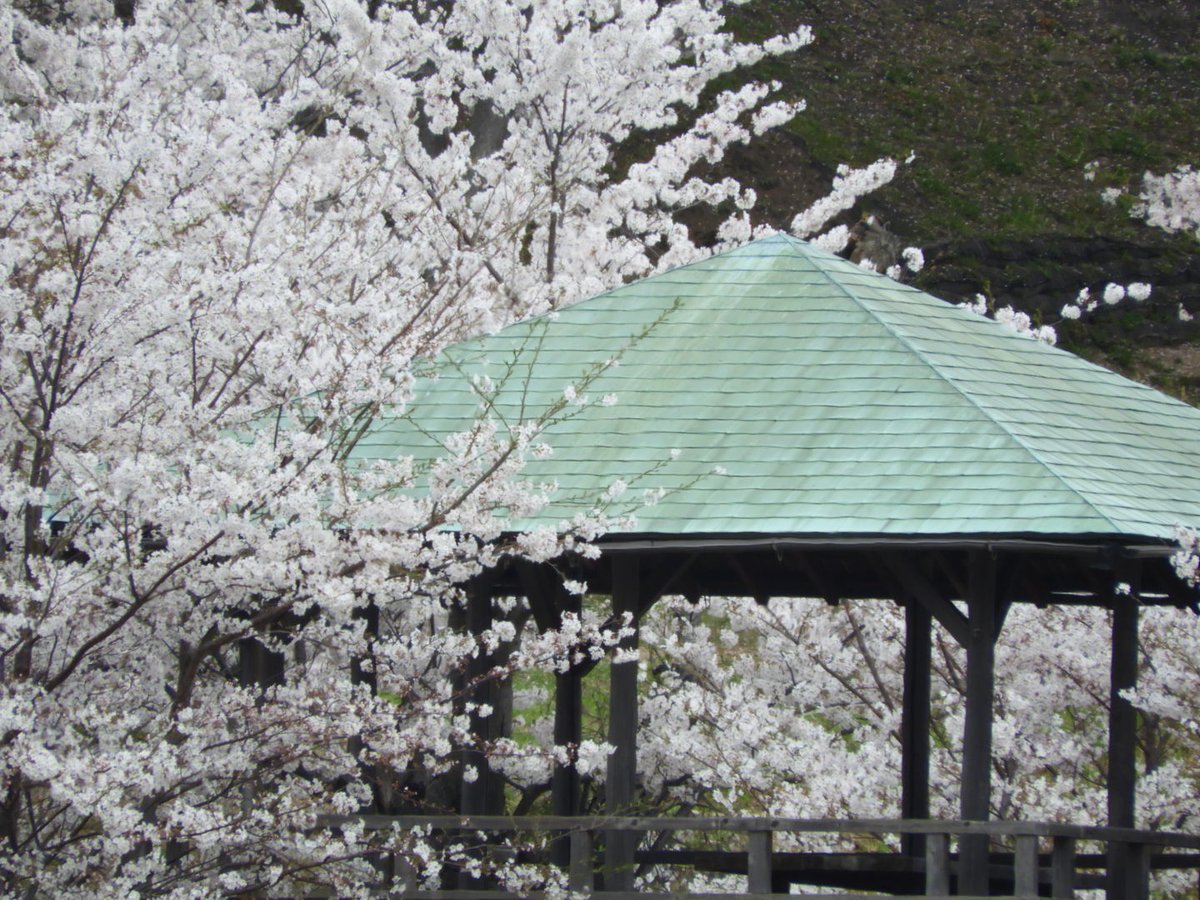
left=353, top=233, right=1200, bottom=540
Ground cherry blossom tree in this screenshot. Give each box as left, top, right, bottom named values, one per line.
left=0, top=0, right=878, bottom=894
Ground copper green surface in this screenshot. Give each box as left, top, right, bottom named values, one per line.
left=352, top=234, right=1200, bottom=540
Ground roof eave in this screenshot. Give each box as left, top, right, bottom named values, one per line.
left=580, top=531, right=1178, bottom=558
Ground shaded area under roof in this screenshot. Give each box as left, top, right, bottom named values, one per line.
left=353, top=233, right=1200, bottom=541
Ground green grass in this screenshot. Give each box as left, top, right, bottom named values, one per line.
left=711, top=0, right=1200, bottom=245
left=982, top=141, right=1026, bottom=176
left=784, top=117, right=855, bottom=166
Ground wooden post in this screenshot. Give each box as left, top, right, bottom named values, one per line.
left=350, top=600, right=380, bottom=694
left=605, top=555, right=640, bottom=891
left=901, top=596, right=932, bottom=859
left=1106, top=573, right=1141, bottom=900
left=1050, top=836, right=1075, bottom=898
left=747, top=830, right=772, bottom=894
left=1014, top=834, right=1038, bottom=895
left=569, top=829, right=594, bottom=892
left=959, top=551, right=996, bottom=894
left=1123, top=842, right=1149, bottom=900
left=925, top=831, right=950, bottom=896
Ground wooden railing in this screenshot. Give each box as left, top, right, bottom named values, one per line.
left=318, top=814, right=1200, bottom=898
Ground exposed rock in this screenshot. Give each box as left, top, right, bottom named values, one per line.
left=846, top=216, right=902, bottom=272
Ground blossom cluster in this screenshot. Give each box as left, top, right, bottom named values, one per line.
left=961, top=278, right=1153, bottom=346
left=1129, top=165, right=1200, bottom=239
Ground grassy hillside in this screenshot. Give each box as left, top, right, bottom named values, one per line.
left=730, top=0, right=1199, bottom=239
left=706, top=0, right=1200, bottom=395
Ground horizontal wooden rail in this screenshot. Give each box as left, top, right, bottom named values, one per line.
left=317, top=814, right=1200, bottom=898
left=302, top=892, right=1010, bottom=900
left=305, top=893, right=1015, bottom=900
left=322, top=813, right=1200, bottom=847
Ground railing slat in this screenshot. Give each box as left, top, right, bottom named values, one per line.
left=1014, top=834, right=1038, bottom=895
left=569, top=829, right=593, bottom=892
left=747, top=830, right=772, bottom=894
left=1051, top=836, right=1075, bottom=899
left=1125, top=842, right=1149, bottom=900
left=925, top=832, right=950, bottom=896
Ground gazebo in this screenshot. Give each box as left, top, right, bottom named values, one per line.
left=349, top=234, right=1200, bottom=896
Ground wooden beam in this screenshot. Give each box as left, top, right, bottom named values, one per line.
left=959, top=550, right=996, bottom=894
left=605, top=555, right=641, bottom=891
left=1151, top=562, right=1200, bottom=610
left=728, top=554, right=769, bottom=604
left=994, top=597, right=1013, bottom=642
left=641, top=553, right=699, bottom=606
left=1107, top=563, right=1144, bottom=900
left=785, top=551, right=839, bottom=605
left=993, top=557, right=1018, bottom=641
left=988, top=556, right=1017, bottom=643
left=933, top=550, right=968, bottom=601
left=900, top=597, right=931, bottom=859
left=878, top=552, right=969, bottom=647
left=1011, top=558, right=1051, bottom=612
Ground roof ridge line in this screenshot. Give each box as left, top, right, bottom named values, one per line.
left=801, top=248, right=1128, bottom=535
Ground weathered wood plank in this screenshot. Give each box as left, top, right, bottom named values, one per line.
left=1121, top=842, right=1150, bottom=900
left=1051, top=836, right=1075, bottom=899
left=747, top=831, right=772, bottom=893
left=552, top=665, right=583, bottom=805
left=633, top=846, right=1199, bottom=873
left=925, top=832, right=950, bottom=895
left=1014, top=834, right=1038, bottom=895
left=568, top=829, right=593, bottom=891
left=877, top=553, right=969, bottom=646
